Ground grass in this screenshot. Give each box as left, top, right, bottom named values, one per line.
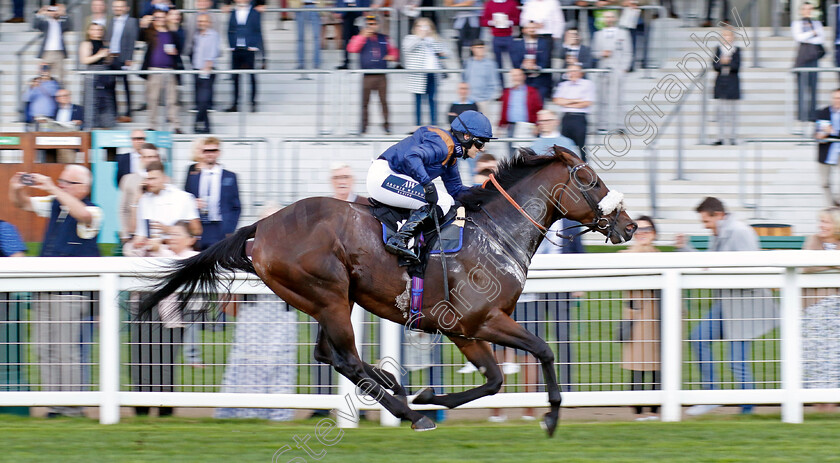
left=2, top=415, right=840, bottom=462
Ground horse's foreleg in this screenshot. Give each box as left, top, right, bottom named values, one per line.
left=314, top=326, right=408, bottom=402
left=412, top=337, right=502, bottom=409
left=320, top=317, right=432, bottom=431
left=475, top=313, right=562, bottom=438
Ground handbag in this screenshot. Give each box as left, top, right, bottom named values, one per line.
left=795, top=42, right=825, bottom=67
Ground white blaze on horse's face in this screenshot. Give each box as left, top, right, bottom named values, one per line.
left=597, top=190, right=625, bottom=216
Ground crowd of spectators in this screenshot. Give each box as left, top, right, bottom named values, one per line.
left=12, top=0, right=669, bottom=138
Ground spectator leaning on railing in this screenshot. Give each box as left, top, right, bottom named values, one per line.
left=793, top=1, right=825, bottom=123
left=9, top=165, right=102, bottom=418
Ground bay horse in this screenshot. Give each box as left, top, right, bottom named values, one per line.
left=140, top=146, right=636, bottom=436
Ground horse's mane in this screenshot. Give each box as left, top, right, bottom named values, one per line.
left=459, top=147, right=568, bottom=211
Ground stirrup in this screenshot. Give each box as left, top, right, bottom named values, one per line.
left=385, top=237, right=420, bottom=263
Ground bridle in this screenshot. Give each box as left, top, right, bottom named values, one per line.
left=486, top=162, right=627, bottom=246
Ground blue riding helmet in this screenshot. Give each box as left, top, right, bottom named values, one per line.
left=451, top=110, right=495, bottom=140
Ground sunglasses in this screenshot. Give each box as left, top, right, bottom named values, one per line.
left=58, top=178, right=84, bottom=186
left=473, top=138, right=489, bottom=150
left=203, top=148, right=219, bottom=153
left=636, top=226, right=654, bottom=233
left=132, top=137, right=145, bottom=140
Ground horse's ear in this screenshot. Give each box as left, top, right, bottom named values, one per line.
left=552, top=145, right=581, bottom=166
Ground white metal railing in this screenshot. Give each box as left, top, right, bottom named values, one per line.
left=1, top=251, right=839, bottom=426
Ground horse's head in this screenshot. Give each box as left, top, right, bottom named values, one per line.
left=549, top=146, right=637, bottom=244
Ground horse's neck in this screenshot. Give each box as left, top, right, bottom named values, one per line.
left=481, top=175, right=559, bottom=266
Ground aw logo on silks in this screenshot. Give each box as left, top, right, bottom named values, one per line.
left=383, top=175, right=425, bottom=201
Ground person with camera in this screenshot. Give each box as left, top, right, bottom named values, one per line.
left=347, top=15, right=398, bottom=135
left=33, top=3, right=71, bottom=85
left=9, top=165, right=101, bottom=418
left=23, top=65, right=60, bottom=131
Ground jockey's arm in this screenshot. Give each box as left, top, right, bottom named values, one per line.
left=402, top=149, right=434, bottom=186
left=441, top=164, right=466, bottom=198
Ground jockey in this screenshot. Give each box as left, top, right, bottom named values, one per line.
left=367, top=110, right=494, bottom=263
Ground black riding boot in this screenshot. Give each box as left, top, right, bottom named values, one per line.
left=385, top=206, right=432, bottom=263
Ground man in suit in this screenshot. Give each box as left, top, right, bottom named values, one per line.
left=511, top=22, right=553, bottom=101
left=814, top=88, right=840, bottom=206
left=558, top=28, right=593, bottom=70
left=192, top=13, right=220, bottom=134
left=108, top=0, right=140, bottom=123
left=51, top=88, right=84, bottom=130
left=593, top=10, right=633, bottom=132
left=33, top=3, right=71, bottom=85
left=227, top=0, right=264, bottom=113
left=116, top=129, right=148, bottom=186
left=184, top=137, right=241, bottom=249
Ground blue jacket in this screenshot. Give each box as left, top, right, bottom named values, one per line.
left=380, top=127, right=466, bottom=197
left=227, top=7, right=264, bottom=51
left=184, top=165, right=242, bottom=237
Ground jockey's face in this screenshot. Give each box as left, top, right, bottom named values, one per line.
left=464, top=134, right=485, bottom=158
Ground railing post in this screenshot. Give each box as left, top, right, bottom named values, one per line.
left=751, top=0, right=760, bottom=68
left=675, top=106, right=685, bottom=180
left=648, top=147, right=658, bottom=217
left=754, top=140, right=762, bottom=218
left=16, top=54, right=24, bottom=123
left=660, top=270, right=682, bottom=422
left=99, top=273, right=120, bottom=424
left=379, top=320, right=402, bottom=427
left=336, top=305, right=366, bottom=428
left=780, top=267, right=803, bottom=424
left=699, top=73, right=708, bottom=145
left=771, top=0, right=780, bottom=37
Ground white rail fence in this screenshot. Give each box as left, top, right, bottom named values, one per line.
left=0, top=252, right=839, bottom=426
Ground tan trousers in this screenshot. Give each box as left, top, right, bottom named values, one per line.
left=146, top=68, right=179, bottom=130
left=41, top=50, right=66, bottom=85
left=819, top=163, right=838, bottom=205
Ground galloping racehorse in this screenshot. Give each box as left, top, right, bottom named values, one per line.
left=140, top=146, right=636, bottom=436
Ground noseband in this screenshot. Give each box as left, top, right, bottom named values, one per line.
left=557, top=164, right=626, bottom=244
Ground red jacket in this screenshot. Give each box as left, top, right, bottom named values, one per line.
left=499, top=85, right=543, bottom=127
left=480, top=0, right=521, bottom=38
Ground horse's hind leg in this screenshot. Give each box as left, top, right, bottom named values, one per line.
left=412, top=338, right=502, bottom=409
left=319, top=312, right=433, bottom=430
left=475, top=313, right=562, bottom=438
left=314, top=326, right=408, bottom=402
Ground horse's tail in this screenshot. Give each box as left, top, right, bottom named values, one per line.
left=139, top=221, right=259, bottom=317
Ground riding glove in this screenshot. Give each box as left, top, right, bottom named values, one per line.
left=424, top=183, right=438, bottom=205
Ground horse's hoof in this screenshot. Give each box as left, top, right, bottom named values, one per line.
left=411, top=416, right=436, bottom=432
left=541, top=412, right=558, bottom=437
left=411, top=387, right=436, bottom=405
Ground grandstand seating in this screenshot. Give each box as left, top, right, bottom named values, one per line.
left=0, top=8, right=833, bottom=243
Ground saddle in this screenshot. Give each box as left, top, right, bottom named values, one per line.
left=368, top=198, right=466, bottom=275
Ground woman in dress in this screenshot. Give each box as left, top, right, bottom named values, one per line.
left=618, top=215, right=661, bottom=421
left=78, top=22, right=117, bottom=128
left=403, top=17, right=448, bottom=127
left=801, top=207, right=840, bottom=411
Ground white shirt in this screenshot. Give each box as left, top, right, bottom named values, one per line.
left=235, top=6, right=251, bottom=47
left=792, top=19, right=825, bottom=45
left=55, top=105, right=72, bottom=123
left=110, top=15, right=128, bottom=54
left=44, top=17, right=63, bottom=51
left=30, top=195, right=102, bottom=239
left=198, top=164, right=223, bottom=221
left=520, top=0, right=564, bottom=39
left=135, top=185, right=200, bottom=237
left=127, top=150, right=142, bottom=175
left=552, top=78, right=596, bottom=113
